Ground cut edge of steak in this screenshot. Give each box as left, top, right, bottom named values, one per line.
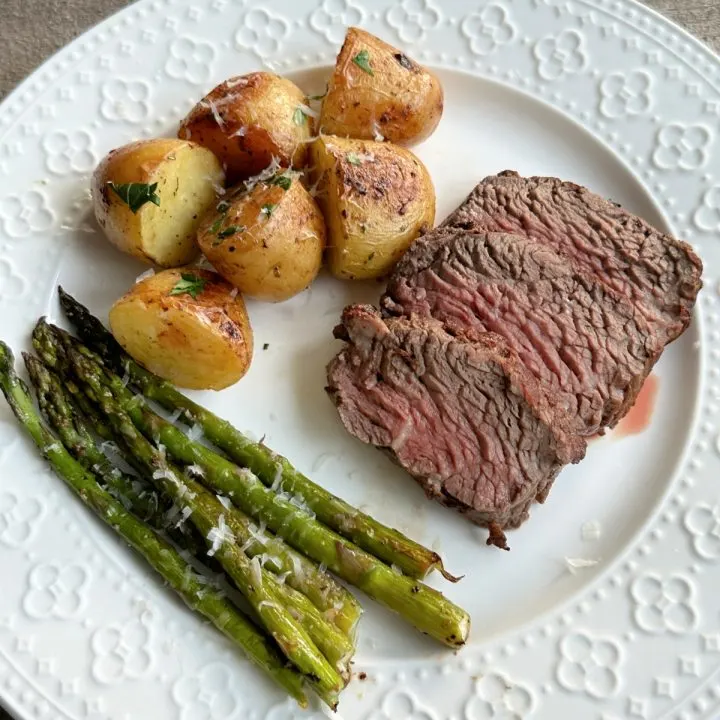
left=382, top=229, right=663, bottom=436
left=326, top=305, right=586, bottom=548
left=441, top=170, right=703, bottom=344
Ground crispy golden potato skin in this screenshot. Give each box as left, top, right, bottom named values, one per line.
left=92, top=139, right=224, bottom=267
left=179, top=72, right=314, bottom=184
left=109, top=268, right=253, bottom=391
left=319, top=27, right=443, bottom=146
left=309, top=135, right=435, bottom=280
left=197, top=179, right=325, bottom=302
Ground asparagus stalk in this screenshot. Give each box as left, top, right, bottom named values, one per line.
left=70, top=350, right=344, bottom=704
left=57, top=286, right=455, bottom=581
left=26, top=352, right=354, bottom=676
left=59, top=332, right=470, bottom=647
left=33, top=320, right=362, bottom=639
left=0, top=341, right=308, bottom=706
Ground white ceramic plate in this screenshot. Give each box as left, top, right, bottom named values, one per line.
left=1, top=1, right=719, bottom=718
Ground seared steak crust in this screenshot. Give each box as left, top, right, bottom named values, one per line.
left=442, top=170, right=703, bottom=344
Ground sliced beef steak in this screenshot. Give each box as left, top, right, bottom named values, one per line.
left=442, top=171, right=703, bottom=344
left=326, top=305, right=585, bottom=546
left=383, top=231, right=661, bottom=436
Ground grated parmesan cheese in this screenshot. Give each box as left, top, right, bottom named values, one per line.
left=177, top=484, right=196, bottom=500
left=243, top=157, right=282, bottom=193
left=225, top=77, right=249, bottom=89
left=565, top=557, right=601, bottom=574
left=58, top=222, right=96, bottom=235
left=240, top=521, right=268, bottom=553
left=270, top=464, right=284, bottom=493
left=249, top=555, right=263, bottom=588
left=135, top=268, right=156, bottom=284
left=257, top=600, right=279, bottom=612
left=193, top=255, right=217, bottom=272
left=164, top=504, right=181, bottom=525
left=216, top=494, right=232, bottom=510
left=187, top=423, right=203, bottom=441
left=207, top=515, right=232, bottom=557
left=176, top=506, right=193, bottom=528
left=297, top=102, right=319, bottom=119
left=249, top=521, right=268, bottom=543
left=199, top=98, right=225, bottom=129
left=289, top=493, right=314, bottom=518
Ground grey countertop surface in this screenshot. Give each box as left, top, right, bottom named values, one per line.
left=0, top=1, right=718, bottom=718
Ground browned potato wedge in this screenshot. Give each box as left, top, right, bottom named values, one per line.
left=179, top=73, right=315, bottom=184
left=309, top=135, right=435, bottom=280
left=109, top=268, right=253, bottom=390
left=197, top=172, right=325, bottom=302
left=320, top=27, right=443, bottom=146
left=92, top=139, right=224, bottom=267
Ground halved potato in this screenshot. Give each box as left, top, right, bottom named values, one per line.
left=92, top=139, right=224, bottom=267
left=320, top=27, right=443, bottom=146
left=179, top=73, right=315, bottom=183
left=309, top=135, right=435, bottom=280
left=109, top=268, right=253, bottom=390
left=197, top=173, right=325, bottom=302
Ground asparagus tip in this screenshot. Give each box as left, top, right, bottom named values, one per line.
left=0, top=341, right=14, bottom=373
left=22, top=352, right=45, bottom=383
left=32, top=316, right=50, bottom=338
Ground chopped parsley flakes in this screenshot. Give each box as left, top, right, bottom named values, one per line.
left=169, top=273, right=207, bottom=299
left=217, top=225, right=243, bottom=238
left=352, top=49, right=374, bottom=76
left=267, top=173, right=292, bottom=191
left=107, top=182, right=161, bottom=213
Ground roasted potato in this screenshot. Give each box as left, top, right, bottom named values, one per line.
left=92, top=139, right=224, bottom=267
left=319, top=27, right=443, bottom=146
left=179, top=73, right=315, bottom=184
left=109, top=268, right=253, bottom=390
left=197, top=173, right=325, bottom=302
left=309, top=136, right=435, bottom=280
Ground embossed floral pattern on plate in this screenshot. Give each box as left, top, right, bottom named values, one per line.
left=0, top=1, right=720, bottom=719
